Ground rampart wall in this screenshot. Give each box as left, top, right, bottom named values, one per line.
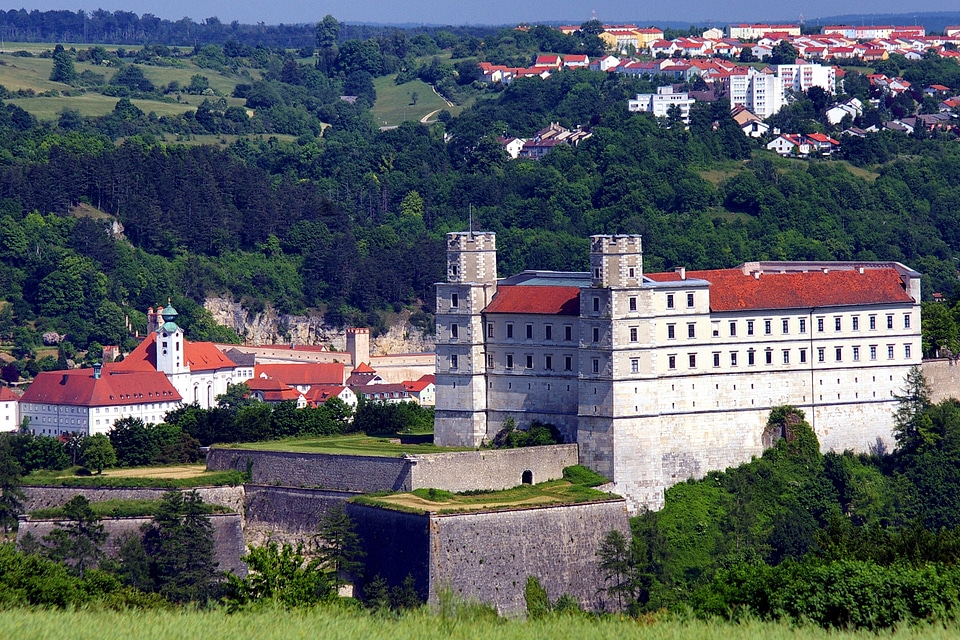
left=923, top=359, right=960, bottom=404
left=16, top=513, right=247, bottom=576
left=206, top=445, right=577, bottom=494
left=347, top=500, right=630, bottom=615
left=243, top=485, right=356, bottom=547
left=22, top=485, right=246, bottom=518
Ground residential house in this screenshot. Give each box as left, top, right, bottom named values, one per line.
left=731, top=106, right=769, bottom=137
left=0, top=387, right=19, bottom=431
left=245, top=376, right=307, bottom=408
left=498, top=136, right=525, bottom=159
left=806, top=132, right=841, bottom=154
left=403, top=375, right=436, bottom=406
left=628, top=85, right=696, bottom=122
left=304, top=385, right=358, bottom=409
left=766, top=134, right=810, bottom=156
left=825, top=98, right=863, bottom=125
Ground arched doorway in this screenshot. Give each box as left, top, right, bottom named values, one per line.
left=521, top=470, right=533, bottom=485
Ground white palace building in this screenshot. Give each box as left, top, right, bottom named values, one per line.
left=433, top=232, right=922, bottom=510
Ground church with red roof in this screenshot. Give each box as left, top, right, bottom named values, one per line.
left=19, top=303, right=253, bottom=437
left=434, top=232, right=922, bottom=512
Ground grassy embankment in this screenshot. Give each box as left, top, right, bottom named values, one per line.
left=4, top=606, right=960, bottom=640
left=29, top=497, right=231, bottom=519
left=224, top=432, right=466, bottom=457
left=22, top=464, right=245, bottom=488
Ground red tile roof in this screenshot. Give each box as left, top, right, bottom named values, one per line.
left=484, top=285, right=581, bottom=315
left=254, top=363, right=345, bottom=386
left=304, top=385, right=351, bottom=405
left=21, top=367, right=181, bottom=407
left=114, top=333, right=236, bottom=373
left=245, top=377, right=303, bottom=402
left=351, top=362, right=376, bottom=374
left=404, top=374, right=436, bottom=392
left=0, top=387, right=18, bottom=402
left=645, top=267, right=913, bottom=311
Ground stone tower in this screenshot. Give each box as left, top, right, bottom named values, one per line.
left=346, top=327, right=370, bottom=367
left=577, top=235, right=665, bottom=509
left=434, top=232, right=498, bottom=447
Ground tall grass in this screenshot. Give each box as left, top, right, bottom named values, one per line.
left=2, top=607, right=959, bottom=640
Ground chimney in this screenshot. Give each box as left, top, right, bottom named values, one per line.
left=674, top=266, right=686, bottom=280
left=93, top=362, right=102, bottom=380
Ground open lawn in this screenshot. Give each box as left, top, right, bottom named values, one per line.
left=100, top=464, right=208, bottom=479
left=371, top=76, right=461, bottom=126
left=155, top=132, right=300, bottom=147
left=4, top=606, right=960, bottom=640
left=357, top=478, right=617, bottom=514
left=227, top=433, right=464, bottom=457
left=6, top=94, right=196, bottom=120
left=29, top=497, right=231, bottom=519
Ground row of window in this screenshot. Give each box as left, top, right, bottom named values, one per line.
left=483, top=322, right=576, bottom=342
left=666, top=344, right=913, bottom=370
left=663, top=312, right=913, bottom=341
left=450, top=353, right=577, bottom=372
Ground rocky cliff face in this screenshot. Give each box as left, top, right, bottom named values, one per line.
left=203, top=297, right=435, bottom=354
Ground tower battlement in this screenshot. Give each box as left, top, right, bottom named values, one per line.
left=446, top=232, right=497, bottom=284
left=589, top=234, right=643, bottom=288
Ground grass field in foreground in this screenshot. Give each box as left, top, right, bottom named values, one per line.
left=4, top=607, right=960, bottom=640
left=226, top=433, right=466, bottom=457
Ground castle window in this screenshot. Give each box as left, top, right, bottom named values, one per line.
left=869, top=315, right=877, bottom=330
left=887, top=315, right=894, bottom=329
left=904, top=314, right=911, bottom=329
left=687, top=293, right=694, bottom=308
left=629, top=297, right=637, bottom=311
left=630, top=327, right=638, bottom=342
left=666, top=294, right=674, bottom=309
left=451, top=355, right=459, bottom=369
left=629, top=267, right=635, bottom=278
left=545, top=325, right=552, bottom=341
left=507, top=323, right=514, bottom=339
left=887, top=345, right=894, bottom=359
left=688, top=353, right=696, bottom=368
left=687, top=323, right=696, bottom=338
left=713, top=352, right=720, bottom=367
left=631, top=359, right=639, bottom=373
left=487, top=323, right=494, bottom=338
left=799, top=318, right=806, bottom=333
left=870, top=345, right=877, bottom=360
left=545, top=355, right=553, bottom=370
left=747, top=320, right=754, bottom=336
left=451, top=323, right=459, bottom=339
left=564, top=325, right=573, bottom=341
left=799, top=349, right=807, bottom=363
left=731, top=351, right=738, bottom=366
left=835, top=347, right=843, bottom=362
left=593, top=297, right=600, bottom=312
left=668, top=324, right=676, bottom=339
left=729, top=321, right=737, bottom=337
left=853, top=346, right=860, bottom=361
left=834, top=316, right=842, bottom=331
left=765, top=349, right=773, bottom=365
left=764, top=320, right=772, bottom=335
left=506, top=354, right=514, bottom=369
left=565, top=356, right=573, bottom=371
left=525, top=355, right=533, bottom=369
left=782, top=350, right=790, bottom=364
left=451, top=293, right=458, bottom=308
left=594, top=267, right=601, bottom=279
left=748, top=350, right=755, bottom=365
left=526, top=324, right=533, bottom=340
left=487, top=354, right=494, bottom=368
left=852, top=316, right=860, bottom=331
left=592, top=359, right=600, bottom=373
left=817, top=317, right=824, bottom=332
left=782, top=319, right=789, bottom=334
left=905, top=344, right=912, bottom=359
left=668, top=355, right=677, bottom=369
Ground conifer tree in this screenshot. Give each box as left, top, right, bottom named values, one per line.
left=50, top=44, right=78, bottom=84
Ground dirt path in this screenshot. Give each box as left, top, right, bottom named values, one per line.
left=103, top=464, right=208, bottom=479
left=431, top=85, right=454, bottom=107
left=420, top=109, right=441, bottom=124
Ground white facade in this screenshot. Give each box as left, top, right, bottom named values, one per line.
left=628, top=86, right=695, bottom=122
left=434, top=233, right=922, bottom=512
left=0, top=390, right=19, bottom=431
left=21, top=397, right=181, bottom=437
left=776, top=63, right=836, bottom=95
left=727, top=71, right=785, bottom=119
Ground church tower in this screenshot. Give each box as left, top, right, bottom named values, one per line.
left=434, top=232, right=498, bottom=447
left=155, top=303, right=189, bottom=376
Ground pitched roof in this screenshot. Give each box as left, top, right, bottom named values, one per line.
left=254, top=363, right=345, bottom=386
left=0, top=387, right=18, bottom=402
left=484, top=285, right=581, bottom=315
left=21, top=367, right=181, bottom=407
left=304, top=385, right=351, bottom=405
left=404, top=374, right=436, bottom=393
left=244, top=376, right=303, bottom=402
left=114, top=333, right=236, bottom=373
left=351, top=362, right=376, bottom=374
left=645, top=266, right=914, bottom=311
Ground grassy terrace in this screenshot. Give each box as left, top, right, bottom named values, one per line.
left=223, top=433, right=468, bottom=457
left=29, top=498, right=232, bottom=519
left=23, top=464, right=245, bottom=488
left=354, top=466, right=617, bottom=515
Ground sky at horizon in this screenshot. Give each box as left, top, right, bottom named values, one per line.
left=2, top=1, right=954, bottom=27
